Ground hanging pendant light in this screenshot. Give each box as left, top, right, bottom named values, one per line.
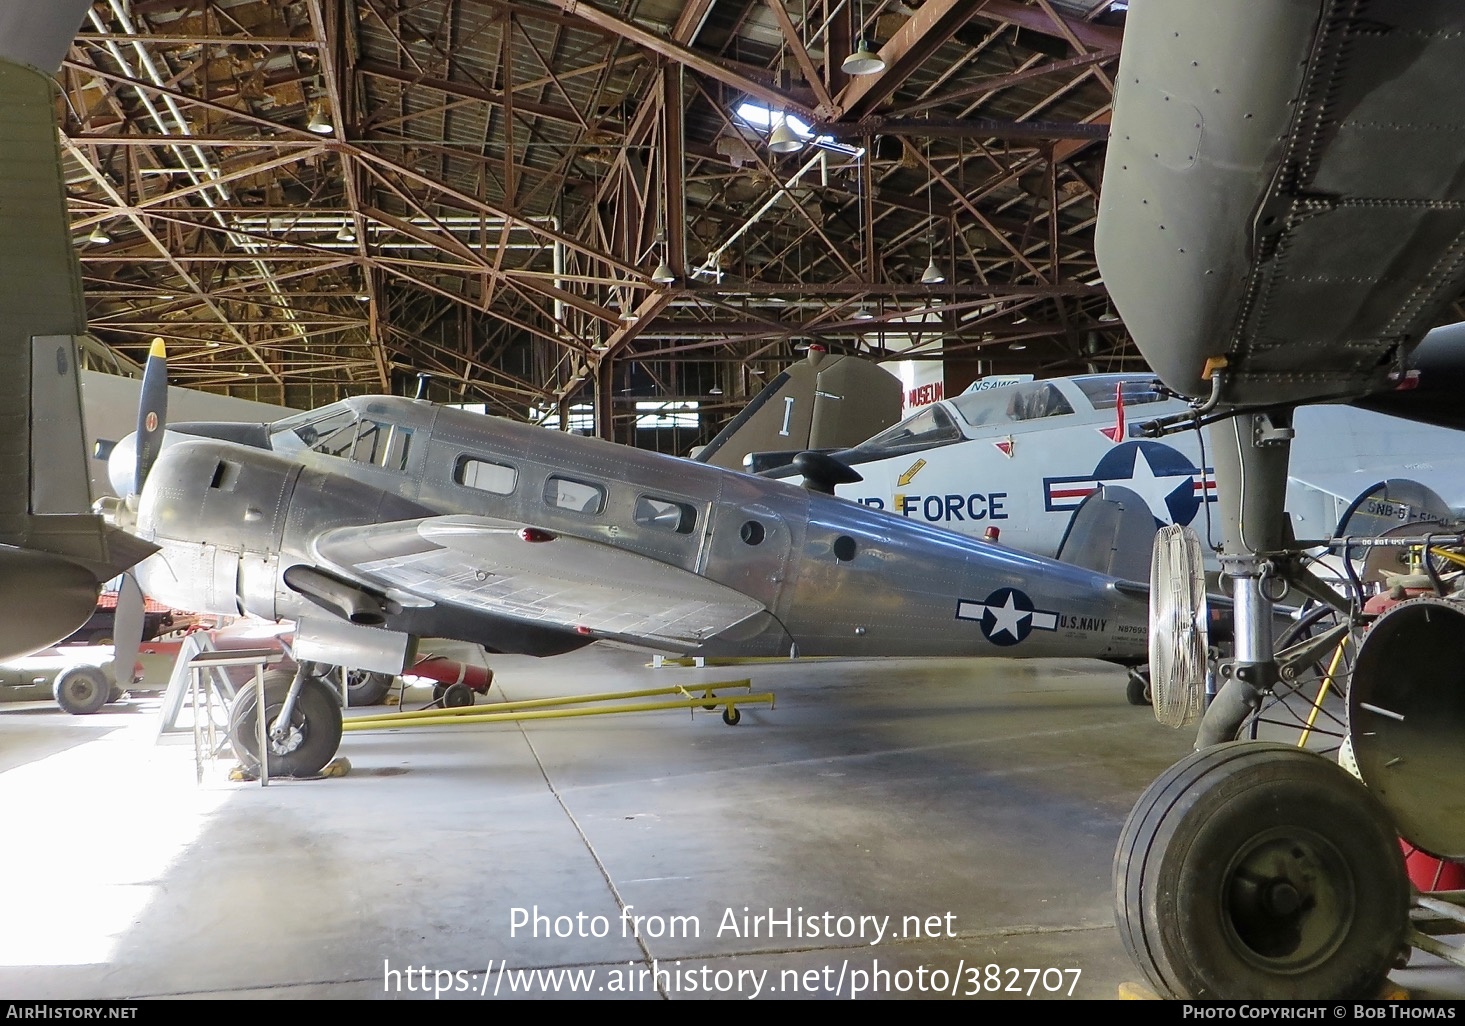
left=844, top=0, right=886, bottom=75
left=335, top=221, right=356, bottom=243
left=88, top=224, right=113, bottom=245
left=306, top=100, right=334, bottom=135
left=768, top=115, right=803, bottom=153
left=920, top=132, right=944, bottom=285
left=842, top=38, right=885, bottom=75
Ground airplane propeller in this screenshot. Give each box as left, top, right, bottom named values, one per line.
left=134, top=337, right=168, bottom=495
left=111, top=338, right=169, bottom=691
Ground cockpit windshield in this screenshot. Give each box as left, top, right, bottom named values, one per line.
left=948, top=380, right=1075, bottom=428
left=269, top=404, right=415, bottom=472
left=845, top=403, right=963, bottom=458
left=269, top=406, right=359, bottom=457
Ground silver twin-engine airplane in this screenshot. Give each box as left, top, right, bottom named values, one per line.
left=99, top=379, right=1156, bottom=777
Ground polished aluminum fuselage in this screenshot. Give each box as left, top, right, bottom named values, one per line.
left=133, top=397, right=1148, bottom=662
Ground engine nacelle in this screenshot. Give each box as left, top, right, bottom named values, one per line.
left=0, top=546, right=99, bottom=660
left=134, top=439, right=431, bottom=622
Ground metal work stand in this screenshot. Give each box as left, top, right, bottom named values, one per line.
left=1412, top=892, right=1465, bottom=968
left=184, top=648, right=280, bottom=786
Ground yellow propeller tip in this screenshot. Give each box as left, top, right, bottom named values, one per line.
left=148, top=338, right=166, bottom=360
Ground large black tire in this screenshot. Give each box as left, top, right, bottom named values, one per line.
left=1114, top=741, right=1408, bottom=1000
left=54, top=666, right=110, bottom=715
left=228, top=671, right=343, bottom=778
left=342, top=668, right=394, bottom=707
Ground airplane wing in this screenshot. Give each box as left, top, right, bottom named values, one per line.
left=310, top=515, right=767, bottom=648
left=1097, top=1, right=1465, bottom=405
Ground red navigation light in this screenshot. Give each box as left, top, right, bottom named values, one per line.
left=984, top=526, right=1001, bottom=542
left=519, top=527, right=556, bottom=543
left=575, top=626, right=592, bottom=636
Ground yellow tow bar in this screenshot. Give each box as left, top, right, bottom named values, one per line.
left=340, top=680, right=774, bottom=732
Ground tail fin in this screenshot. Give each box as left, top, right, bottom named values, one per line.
left=1055, top=485, right=1159, bottom=583
left=0, top=6, right=157, bottom=659
left=694, top=347, right=901, bottom=470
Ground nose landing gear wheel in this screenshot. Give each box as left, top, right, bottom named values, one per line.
left=1115, top=741, right=1408, bottom=999
left=228, top=671, right=343, bottom=778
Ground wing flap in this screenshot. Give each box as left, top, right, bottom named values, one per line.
left=312, top=515, right=765, bottom=646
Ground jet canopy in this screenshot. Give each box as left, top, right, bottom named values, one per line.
left=845, top=374, right=1170, bottom=460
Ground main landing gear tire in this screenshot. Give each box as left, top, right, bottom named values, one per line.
left=54, top=667, right=110, bottom=715
left=1114, top=741, right=1408, bottom=1000
left=342, top=668, right=394, bottom=707
left=228, top=670, right=343, bottom=778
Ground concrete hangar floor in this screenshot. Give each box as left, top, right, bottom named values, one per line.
left=1, top=644, right=1462, bottom=1001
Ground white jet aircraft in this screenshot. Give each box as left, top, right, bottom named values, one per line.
left=768, top=370, right=1465, bottom=560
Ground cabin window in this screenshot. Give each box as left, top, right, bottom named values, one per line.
left=352, top=419, right=413, bottom=471
left=455, top=457, right=517, bottom=495
left=634, top=495, right=696, bottom=534
left=545, top=475, right=606, bottom=514
left=740, top=520, right=766, bottom=545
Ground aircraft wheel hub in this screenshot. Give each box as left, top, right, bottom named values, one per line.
left=1222, top=827, right=1352, bottom=972
left=268, top=722, right=305, bottom=755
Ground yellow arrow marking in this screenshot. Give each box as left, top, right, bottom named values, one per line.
left=897, top=458, right=927, bottom=487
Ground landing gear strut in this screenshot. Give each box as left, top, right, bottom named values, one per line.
left=1117, top=409, right=1411, bottom=999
